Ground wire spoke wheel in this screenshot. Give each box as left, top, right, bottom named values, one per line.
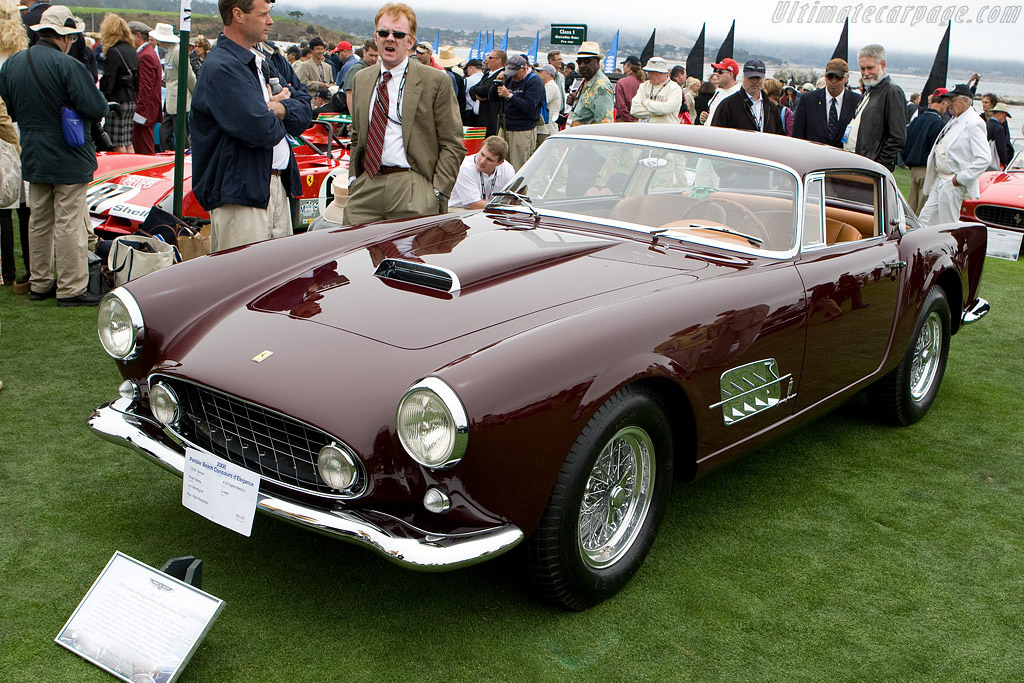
left=578, top=427, right=654, bottom=569
left=909, top=311, right=942, bottom=401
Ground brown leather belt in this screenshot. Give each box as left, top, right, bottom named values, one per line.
left=378, top=165, right=411, bottom=175
left=270, top=170, right=283, bottom=176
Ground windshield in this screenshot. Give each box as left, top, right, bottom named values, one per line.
left=1007, top=149, right=1024, bottom=172
left=493, top=137, right=800, bottom=253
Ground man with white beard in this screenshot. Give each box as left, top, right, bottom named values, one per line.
left=843, top=43, right=906, bottom=171
left=918, top=84, right=990, bottom=226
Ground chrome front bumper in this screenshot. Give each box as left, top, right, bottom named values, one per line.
left=962, top=297, right=990, bottom=325
left=89, top=399, right=523, bottom=571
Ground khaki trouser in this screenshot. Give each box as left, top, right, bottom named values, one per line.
left=27, top=182, right=88, bottom=298
left=500, top=127, right=536, bottom=172
left=343, top=169, right=443, bottom=226
left=908, top=165, right=927, bottom=215
left=210, top=175, right=292, bottom=252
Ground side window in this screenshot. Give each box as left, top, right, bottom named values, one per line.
left=803, top=177, right=824, bottom=248
left=821, top=172, right=880, bottom=244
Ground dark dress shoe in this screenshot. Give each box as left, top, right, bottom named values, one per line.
left=57, top=291, right=103, bottom=307
left=29, top=286, right=57, bottom=301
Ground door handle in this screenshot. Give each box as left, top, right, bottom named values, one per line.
left=883, top=259, right=907, bottom=269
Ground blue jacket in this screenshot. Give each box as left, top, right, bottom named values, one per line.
left=191, top=35, right=312, bottom=211
left=903, top=108, right=945, bottom=168
left=489, top=70, right=544, bottom=132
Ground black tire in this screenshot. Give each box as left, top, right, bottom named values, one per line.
left=528, top=385, right=673, bottom=610
left=871, top=287, right=951, bottom=426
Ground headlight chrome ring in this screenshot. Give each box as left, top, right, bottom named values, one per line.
left=396, top=377, right=468, bottom=469
left=97, top=287, right=145, bottom=360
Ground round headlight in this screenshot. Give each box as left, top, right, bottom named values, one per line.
left=149, top=382, right=179, bottom=426
left=317, top=444, right=359, bottom=491
left=97, top=289, right=144, bottom=360
left=396, top=378, right=468, bottom=469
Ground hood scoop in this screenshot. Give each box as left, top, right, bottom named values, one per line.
left=374, top=259, right=460, bottom=294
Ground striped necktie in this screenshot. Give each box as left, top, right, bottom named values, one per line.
left=827, top=97, right=839, bottom=140
left=363, top=71, right=392, bottom=178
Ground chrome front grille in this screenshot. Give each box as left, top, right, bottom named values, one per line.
left=150, top=375, right=363, bottom=498
left=975, top=204, right=1024, bottom=230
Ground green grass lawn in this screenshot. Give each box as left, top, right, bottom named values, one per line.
left=2, top=209, right=1022, bottom=681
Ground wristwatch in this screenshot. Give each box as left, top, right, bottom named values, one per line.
left=433, top=188, right=448, bottom=202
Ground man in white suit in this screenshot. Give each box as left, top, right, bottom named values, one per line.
left=919, top=84, right=991, bottom=226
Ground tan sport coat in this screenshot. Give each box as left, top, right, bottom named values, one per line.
left=164, top=45, right=196, bottom=115
left=348, top=59, right=464, bottom=196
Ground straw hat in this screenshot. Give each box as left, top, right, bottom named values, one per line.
left=436, top=45, right=459, bottom=67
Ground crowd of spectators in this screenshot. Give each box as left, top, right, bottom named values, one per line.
left=0, top=0, right=1019, bottom=332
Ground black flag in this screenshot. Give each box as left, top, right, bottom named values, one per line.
left=686, top=23, right=705, bottom=80
left=640, top=29, right=656, bottom=67
left=716, top=20, right=735, bottom=62
left=831, top=18, right=848, bottom=63
left=920, top=22, right=951, bottom=109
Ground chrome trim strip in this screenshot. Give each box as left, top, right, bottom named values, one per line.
left=962, top=297, right=990, bottom=325
left=89, top=399, right=523, bottom=571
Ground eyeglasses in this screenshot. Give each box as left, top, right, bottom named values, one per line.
left=824, top=73, right=844, bottom=80
left=376, top=29, right=408, bottom=39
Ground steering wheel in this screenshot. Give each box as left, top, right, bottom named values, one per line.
left=683, top=198, right=770, bottom=247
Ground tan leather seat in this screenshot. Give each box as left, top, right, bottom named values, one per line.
left=608, top=194, right=694, bottom=227
left=825, top=218, right=863, bottom=244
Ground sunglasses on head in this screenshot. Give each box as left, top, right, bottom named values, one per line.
left=376, top=29, right=408, bottom=39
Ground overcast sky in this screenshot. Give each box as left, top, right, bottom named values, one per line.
left=294, top=0, right=1019, bottom=59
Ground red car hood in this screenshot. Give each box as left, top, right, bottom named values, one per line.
left=973, top=170, right=1024, bottom=204
left=247, top=213, right=706, bottom=349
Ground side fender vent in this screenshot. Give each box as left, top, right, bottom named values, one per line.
left=374, top=259, right=462, bottom=294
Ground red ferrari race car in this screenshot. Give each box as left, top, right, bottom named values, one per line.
left=86, top=121, right=349, bottom=238
left=960, top=149, right=1024, bottom=234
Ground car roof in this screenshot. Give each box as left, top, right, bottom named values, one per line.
left=555, top=123, right=890, bottom=178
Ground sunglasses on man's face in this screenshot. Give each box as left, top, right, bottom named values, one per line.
left=713, top=69, right=728, bottom=74
left=376, top=29, right=408, bottom=39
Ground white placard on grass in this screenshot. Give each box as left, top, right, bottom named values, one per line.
left=986, top=227, right=1022, bottom=261
left=55, top=552, right=223, bottom=683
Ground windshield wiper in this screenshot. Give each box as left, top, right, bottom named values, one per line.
left=488, top=190, right=539, bottom=218
left=680, top=223, right=764, bottom=246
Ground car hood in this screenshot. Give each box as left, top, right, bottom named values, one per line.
left=248, top=212, right=708, bottom=349
left=975, top=170, right=1024, bottom=203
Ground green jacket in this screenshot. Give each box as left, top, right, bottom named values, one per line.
left=0, top=40, right=108, bottom=184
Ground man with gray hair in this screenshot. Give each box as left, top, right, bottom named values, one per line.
left=843, top=44, right=906, bottom=171
left=918, top=84, right=990, bottom=226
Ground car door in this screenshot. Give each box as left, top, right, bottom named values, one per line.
left=794, top=171, right=904, bottom=411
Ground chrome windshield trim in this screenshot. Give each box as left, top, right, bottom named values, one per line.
left=89, top=399, right=523, bottom=570
left=492, top=134, right=804, bottom=260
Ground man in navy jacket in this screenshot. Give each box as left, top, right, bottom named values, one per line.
left=902, top=91, right=948, bottom=213
left=489, top=54, right=544, bottom=170
left=191, top=0, right=312, bottom=252
left=793, top=58, right=862, bottom=148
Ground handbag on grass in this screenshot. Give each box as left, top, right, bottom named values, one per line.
left=141, top=206, right=211, bottom=261
left=26, top=46, right=86, bottom=149
left=108, top=235, right=181, bottom=286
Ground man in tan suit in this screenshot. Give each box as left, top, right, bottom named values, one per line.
left=342, top=2, right=464, bottom=225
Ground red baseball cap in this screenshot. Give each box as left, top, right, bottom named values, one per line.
left=931, top=87, right=949, bottom=97
left=711, top=58, right=739, bottom=76
left=332, top=40, right=352, bottom=53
